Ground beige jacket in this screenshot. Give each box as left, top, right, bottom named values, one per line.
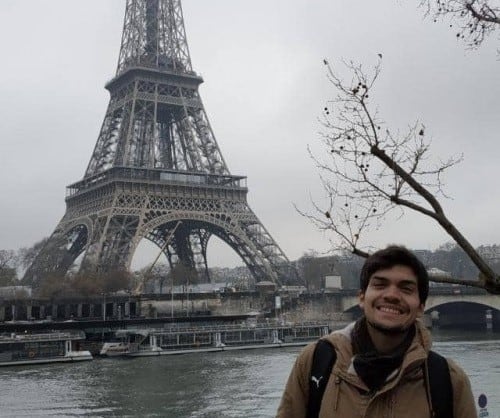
left=277, top=322, right=477, bottom=418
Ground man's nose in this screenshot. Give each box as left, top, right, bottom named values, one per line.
left=383, top=285, right=401, bottom=300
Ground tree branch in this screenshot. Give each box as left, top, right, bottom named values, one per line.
left=303, top=58, right=500, bottom=293
left=419, top=0, right=500, bottom=49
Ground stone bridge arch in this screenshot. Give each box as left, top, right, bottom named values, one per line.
left=424, top=295, right=500, bottom=329
left=424, top=294, right=500, bottom=312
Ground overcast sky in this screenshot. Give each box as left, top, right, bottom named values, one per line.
left=0, top=0, right=498, bottom=270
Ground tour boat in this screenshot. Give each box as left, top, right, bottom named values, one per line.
left=100, top=322, right=330, bottom=357
left=0, top=331, right=93, bottom=366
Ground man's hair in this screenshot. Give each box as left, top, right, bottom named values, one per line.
left=360, top=245, right=429, bottom=304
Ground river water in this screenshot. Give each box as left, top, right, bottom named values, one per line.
left=0, top=329, right=498, bottom=417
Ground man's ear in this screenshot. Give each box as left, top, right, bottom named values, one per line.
left=358, top=290, right=365, bottom=310
left=417, top=303, right=425, bottom=318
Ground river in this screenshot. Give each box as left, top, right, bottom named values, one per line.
left=0, top=329, right=498, bottom=417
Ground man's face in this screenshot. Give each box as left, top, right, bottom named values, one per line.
left=359, top=264, right=424, bottom=333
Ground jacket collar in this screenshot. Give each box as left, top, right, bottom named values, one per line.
left=324, top=319, right=431, bottom=391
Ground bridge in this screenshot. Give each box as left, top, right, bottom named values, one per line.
left=337, top=286, right=500, bottom=329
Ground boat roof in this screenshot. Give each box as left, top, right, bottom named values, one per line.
left=0, top=331, right=86, bottom=343
left=115, top=329, right=150, bottom=337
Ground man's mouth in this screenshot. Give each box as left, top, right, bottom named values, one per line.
left=377, top=306, right=404, bottom=315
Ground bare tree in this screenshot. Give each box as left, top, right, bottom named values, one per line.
left=167, top=262, right=199, bottom=287
left=69, top=273, right=103, bottom=298
left=37, top=274, right=68, bottom=299
left=100, top=269, right=132, bottom=293
left=17, top=238, right=48, bottom=271
left=303, top=58, right=500, bottom=293
left=420, top=0, right=500, bottom=49
left=0, top=249, right=18, bottom=287
left=134, top=263, right=169, bottom=293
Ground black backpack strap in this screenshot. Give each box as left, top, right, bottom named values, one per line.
left=427, top=350, right=454, bottom=418
left=307, top=339, right=337, bottom=418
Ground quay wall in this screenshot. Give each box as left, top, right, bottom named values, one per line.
left=0, top=292, right=350, bottom=323
left=3, top=289, right=499, bottom=331
left=278, top=293, right=350, bottom=323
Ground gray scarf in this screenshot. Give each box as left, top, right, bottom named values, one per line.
left=351, top=317, right=416, bottom=392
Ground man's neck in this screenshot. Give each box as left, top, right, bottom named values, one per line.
left=366, top=322, right=410, bottom=354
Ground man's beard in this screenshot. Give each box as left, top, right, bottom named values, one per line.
left=366, top=318, right=410, bottom=336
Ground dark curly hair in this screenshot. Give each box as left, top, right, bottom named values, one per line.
left=360, top=245, right=429, bottom=304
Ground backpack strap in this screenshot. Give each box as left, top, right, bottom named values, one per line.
left=307, top=339, right=336, bottom=418
left=427, top=350, right=454, bottom=418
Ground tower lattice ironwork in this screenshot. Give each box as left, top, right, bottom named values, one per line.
left=24, top=0, right=296, bottom=288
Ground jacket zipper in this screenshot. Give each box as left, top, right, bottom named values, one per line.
left=332, top=375, right=341, bottom=411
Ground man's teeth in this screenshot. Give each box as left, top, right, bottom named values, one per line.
left=379, top=307, right=401, bottom=314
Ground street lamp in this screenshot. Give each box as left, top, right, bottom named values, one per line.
left=101, top=292, right=106, bottom=341
left=171, top=280, right=174, bottom=319
left=102, top=293, right=106, bottom=322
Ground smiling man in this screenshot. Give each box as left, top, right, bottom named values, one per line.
left=277, top=245, right=477, bottom=418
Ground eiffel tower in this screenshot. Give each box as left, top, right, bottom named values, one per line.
left=24, top=0, right=296, bottom=288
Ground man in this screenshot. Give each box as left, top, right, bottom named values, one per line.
left=277, top=245, right=476, bottom=418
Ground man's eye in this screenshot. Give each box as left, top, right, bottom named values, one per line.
left=372, top=282, right=385, bottom=288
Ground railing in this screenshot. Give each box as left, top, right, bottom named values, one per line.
left=142, top=321, right=329, bottom=336
left=112, top=62, right=200, bottom=83
left=428, top=285, right=488, bottom=296
left=67, top=167, right=247, bottom=197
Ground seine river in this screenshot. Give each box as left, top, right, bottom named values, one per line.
left=0, top=329, right=498, bottom=417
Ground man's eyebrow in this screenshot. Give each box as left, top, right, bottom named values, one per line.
left=398, top=280, right=418, bottom=287
left=371, top=275, right=389, bottom=282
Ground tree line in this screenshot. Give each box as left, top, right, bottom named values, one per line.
left=297, top=243, right=500, bottom=291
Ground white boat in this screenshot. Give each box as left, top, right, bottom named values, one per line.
left=99, top=341, right=132, bottom=357
left=0, top=331, right=93, bottom=366
left=100, top=322, right=330, bottom=357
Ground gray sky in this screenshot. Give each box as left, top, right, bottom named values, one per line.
left=0, top=0, right=498, bottom=269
